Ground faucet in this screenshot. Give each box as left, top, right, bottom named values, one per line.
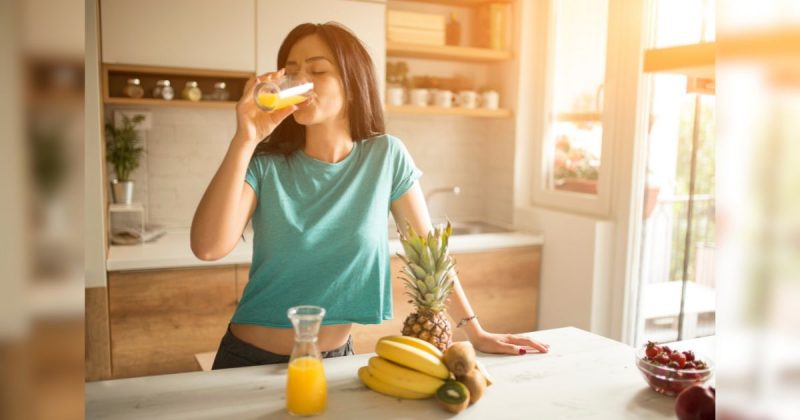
left=425, top=186, right=461, bottom=222
left=425, top=186, right=461, bottom=203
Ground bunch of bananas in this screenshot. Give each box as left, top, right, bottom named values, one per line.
left=357, top=335, right=450, bottom=399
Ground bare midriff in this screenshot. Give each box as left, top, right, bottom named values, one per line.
left=230, top=323, right=354, bottom=355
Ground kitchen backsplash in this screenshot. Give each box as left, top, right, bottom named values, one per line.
left=109, top=107, right=514, bottom=229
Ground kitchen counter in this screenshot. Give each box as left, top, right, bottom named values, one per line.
left=86, top=327, right=712, bottom=419
left=106, top=227, right=544, bottom=272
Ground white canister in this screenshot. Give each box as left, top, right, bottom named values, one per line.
left=481, top=90, right=500, bottom=110
left=410, top=88, right=429, bottom=107
left=434, top=90, right=454, bottom=108
left=456, top=90, right=478, bottom=109
left=387, top=86, right=405, bottom=106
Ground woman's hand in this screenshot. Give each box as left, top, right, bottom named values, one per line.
left=469, top=330, right=550, bottom=355
left=233, top=68, right=298, bottom=146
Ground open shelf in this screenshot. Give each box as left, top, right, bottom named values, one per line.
left=390, top=0, right=512, bottom=5
left=104, top=97, right=236, bottom=109
left=102, top=64, right=252, bottom=109
left=386, top=104, right=511, bottom=118
left=555, top=112, right=602, bottom=123
left=643, top=42, right=715, bottom=79
left=387, top=41, right=512, bottom=62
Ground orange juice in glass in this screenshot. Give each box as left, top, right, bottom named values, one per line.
left=254, top=74, right=314, bottom=112
left=286, top=306, right=327, bottom=416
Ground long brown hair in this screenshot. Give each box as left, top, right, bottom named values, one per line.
left=255, top=22, right=385, bottom=156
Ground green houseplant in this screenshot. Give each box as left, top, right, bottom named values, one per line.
left=105, top=114, right=145, bottom=204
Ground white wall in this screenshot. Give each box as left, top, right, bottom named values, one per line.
left=514, top=207, right=613, bottom=334
left=86, top=0, right=108, bottom=289
left=0, top=0, right=28, bottom=337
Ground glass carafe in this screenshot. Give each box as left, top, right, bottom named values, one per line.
left=286, top=305, right=327, bottom=416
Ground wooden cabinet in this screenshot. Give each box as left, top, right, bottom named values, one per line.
left=99, top=246, right=538, bottom=379
left=107, top=266, right=239, bottom=378
left=350, top=246, right=541, bottom=353
left=100, top=0, right=256, bottom=71
left=256, top=0, right=386, bottom=98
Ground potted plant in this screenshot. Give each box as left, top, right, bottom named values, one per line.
left=552, top=135, right=599, bottom=194
left=105, top=114, right=145, bottom=204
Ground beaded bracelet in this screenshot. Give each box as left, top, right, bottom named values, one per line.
left=456, top=314, right=477, bottom=328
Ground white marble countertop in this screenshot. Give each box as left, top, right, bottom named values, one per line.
left=86, top=327, right=713, bottom=419
left=106, top=228, right=544, bottom=272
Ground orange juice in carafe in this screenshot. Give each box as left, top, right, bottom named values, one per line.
left=286, top=305, right=327, bottom=416
left=286, top=357, right=327, bottom=415
left=253, top=74, right=313, bottom=112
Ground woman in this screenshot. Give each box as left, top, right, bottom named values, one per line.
left=191, top=22, right=548, bottom=369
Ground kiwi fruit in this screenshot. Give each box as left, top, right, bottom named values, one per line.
left=443, top=342, right=477, bottom=377
left=460, top=368, right=487, bottom=405
left=436, top=380, right=470, bottom=414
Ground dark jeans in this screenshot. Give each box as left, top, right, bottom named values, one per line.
left=211, top=324, right=355, bottom=370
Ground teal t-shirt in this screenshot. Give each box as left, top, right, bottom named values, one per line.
left=231, top=134, right=422, bottom=328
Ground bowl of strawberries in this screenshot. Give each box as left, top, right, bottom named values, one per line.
left=635, top=341, right=713, bottom=397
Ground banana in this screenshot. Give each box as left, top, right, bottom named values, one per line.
left=358, top=366, right=430, bottom=400
left=375, top=340, right=450, bottom=380
left=367, top=357, right=443, bottom=395
left=476, top=360, right=495, bottom=386
left=379, top=335, right=444, bottom=359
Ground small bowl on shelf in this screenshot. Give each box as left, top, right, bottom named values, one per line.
left=634, top=347, right=714, bottom=397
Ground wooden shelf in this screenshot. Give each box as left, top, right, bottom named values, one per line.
left=643, top=42, right=715, bottom=79
left=102, top=63, right=252, bottom=109
left=390, top=0, right=512, bottom=5
left=105, top=97, right=237, bottom=109
left=555, top=112, right=602, bottom=123
left=386, top=104, right=511, bottom=118
left=387, top=41, right=512, bottom=62
left=102, top=63, right=252, bottom=79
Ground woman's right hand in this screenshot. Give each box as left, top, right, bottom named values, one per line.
left=233, top=68, right=298, bottom=146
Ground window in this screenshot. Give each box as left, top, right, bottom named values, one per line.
left=544, top=0, right=609, bottom=197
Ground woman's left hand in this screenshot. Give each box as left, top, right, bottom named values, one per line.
left=470, top=330, right=550, bottom=355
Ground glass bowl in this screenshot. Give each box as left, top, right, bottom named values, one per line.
left=634, top=346, right=714, bottom=397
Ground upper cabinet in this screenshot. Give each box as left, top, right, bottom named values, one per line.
left=100, top=0, right=256, bottom=72
left=256, top=0, right=386, bottom=97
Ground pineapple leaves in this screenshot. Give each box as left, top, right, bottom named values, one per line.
left=396, top=217, right=458, bottom=312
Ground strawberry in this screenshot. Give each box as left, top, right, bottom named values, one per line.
left=670, top=352, right=687, bottom=368
left=656, top=352, right=670, bottom=365
left=645, top=341, right=661, bottom=359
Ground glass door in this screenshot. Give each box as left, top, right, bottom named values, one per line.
left=633, top=0, right=716, bottom=346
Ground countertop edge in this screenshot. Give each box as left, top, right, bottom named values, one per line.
left=106, top=231, right=544, bottom=273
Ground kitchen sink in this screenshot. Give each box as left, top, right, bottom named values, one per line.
left=388, top=221, right=511, bottom=240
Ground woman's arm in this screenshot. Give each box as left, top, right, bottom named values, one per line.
left=191, top=69, right=298, bottom=260
left=390, top=182, right=549, bottom=355
left=190, top=139, right=258, bottom=260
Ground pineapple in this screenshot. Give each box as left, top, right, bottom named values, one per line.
left=396, top=220, right=456, bottom=352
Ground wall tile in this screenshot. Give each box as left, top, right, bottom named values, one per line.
left=117, top=107, right=517, bottom=229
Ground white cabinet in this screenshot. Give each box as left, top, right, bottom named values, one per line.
left=256, top=0, right=385, bottom=99
left=100, top=0, right=256, bottom=71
